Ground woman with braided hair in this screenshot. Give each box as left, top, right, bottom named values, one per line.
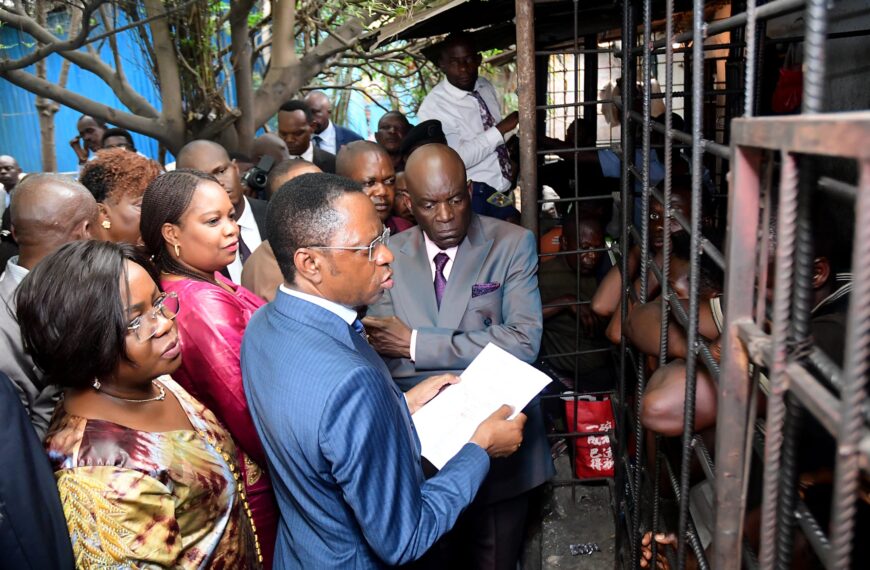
left=140, top=169, right=277, bottom=568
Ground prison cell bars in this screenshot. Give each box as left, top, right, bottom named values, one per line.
left=518, top=0, right=624, bottom=507
left=513, top=0, right=869, bottom=569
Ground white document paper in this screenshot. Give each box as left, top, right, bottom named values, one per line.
left=411, top=343, right=551, bottom=469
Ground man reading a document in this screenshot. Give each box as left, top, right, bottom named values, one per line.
left=364, top=144, right=555, bottom=569
left=241, top=173, right=525, bottom=569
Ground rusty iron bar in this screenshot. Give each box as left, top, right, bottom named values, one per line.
left=817, top=176, right=857, bottom=200
left=650, top=188, right=727, bottom=269
left=631, top=0, right=806, bottom=54
left=775, top=2, right=832, bottom=559
left=628, top=110, right=730, bottom=159
left=651, top=1, right=676, bottom=560
left=713, top=146, right=763, bottom=568
left=729, top=113, right=870, bottom=159
left=675, top=0, right=705, bottom=565
left=663, top=448, right=711, bottom=570
left=757, top=154, right=800, bottom=570
left=516, top=0, right=538, bottom=235
left=828, top=159, right=870, bottom=568
left=634, top=2, right=653, bottom=563
left=619, top=0, right=637, bottom=565
left=537, top=193, right=614, bottom=204
left=744, top=0, right=758, bottom=117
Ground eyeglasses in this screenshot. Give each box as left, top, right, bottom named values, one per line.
left=309, top=226, right=391, bottom=262
left=127, top=292, right=180, bottom=342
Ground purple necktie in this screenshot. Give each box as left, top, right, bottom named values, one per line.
left=470, top=90, right=513, bottom=182
left=433, top=252, right=449, bottom=309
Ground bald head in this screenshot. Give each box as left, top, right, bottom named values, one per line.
left=267, top=159, right=322, bottom=199
left=253, top=133, right=291, bottom=164
left=304, top=91, right=332, bottom=134
left=336, top=141, right=391, bottom=177
left=176, top=139, right=229, bottom=168
left=10, top=174, right=98, bottom=269
left=0, top=155, right=21, bottom=191
left=175, top=139, right=243, bottom=206
left=404, top=144, right=471, bottom=249
left=404, top=143, right=467, bottom=196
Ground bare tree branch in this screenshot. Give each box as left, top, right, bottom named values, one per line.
left=1, top=67, right=166, bottom=141
left=0, top=1, right=102, bottom=72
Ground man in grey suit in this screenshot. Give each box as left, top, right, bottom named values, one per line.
left=364, top=144, right=554, bottom=569
left=0, top=174, right=97, bottom=437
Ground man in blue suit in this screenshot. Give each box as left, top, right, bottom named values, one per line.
left=241, top=172, right=526, bottom=569
left=305, top=91, right=365, bottom=155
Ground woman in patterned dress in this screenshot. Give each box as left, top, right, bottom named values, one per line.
left=16, top=240, right=262, bottom=568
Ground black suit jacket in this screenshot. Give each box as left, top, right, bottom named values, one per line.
left=312, top=146, right=337, bottom=173
left=0, top=373, right=74, bottom=569
left=247, top=196, right=268, bottom=240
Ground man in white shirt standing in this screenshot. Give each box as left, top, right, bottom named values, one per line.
left=176, top=140, right=268, bottom=283
left=304, top=90, right=365, bottom=156
left=417, top=33, right=520, bottom=221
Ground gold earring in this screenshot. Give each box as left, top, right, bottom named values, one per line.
left=102, top=219, right=111, bottom=229
left=174, top=243, right=181, bottom=258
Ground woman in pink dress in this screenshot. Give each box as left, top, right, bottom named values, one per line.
left=140, top=169, right=277, bottom=568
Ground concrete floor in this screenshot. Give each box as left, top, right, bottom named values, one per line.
left=524, top=453, right=617, bottom=569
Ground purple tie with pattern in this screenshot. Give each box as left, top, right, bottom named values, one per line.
left=470, top=90, right=513, bottom=182
left=433, top=252, right=449, bottom=309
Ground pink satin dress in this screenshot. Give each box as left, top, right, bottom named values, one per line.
left=162, top=273, right=277, bottom=569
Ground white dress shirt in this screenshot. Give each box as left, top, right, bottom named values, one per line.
left=2, top=256, right=28, bottom=287
left=278, top=284, right=358, bottom=325
left=417, top=76, right=511, bottom=192
left=226, top=196, right=263, bottom=283
left=290, top=142, right=315, bottom=163
left=315, top=121, right=338, bottom=155
left=409, top=233, right=460, bottom=361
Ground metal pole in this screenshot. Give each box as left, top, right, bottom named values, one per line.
left=618, top=1, right=636, bottom=566
left=516, top=0, right=538, bottom=235
left=828, top=159, right=870, bottom=570
left=758, top=154, right=800, bottom=570
left=676, top=0, right=705, bottom=566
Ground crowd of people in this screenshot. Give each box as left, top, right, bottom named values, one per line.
left=0, top=28, right=860, bottom=570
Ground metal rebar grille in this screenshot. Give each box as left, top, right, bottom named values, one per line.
left=515, top=0, right=870, bottom=567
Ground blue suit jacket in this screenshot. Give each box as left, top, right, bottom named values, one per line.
left=242, top=291, right=490, bottom=569
left=334, top=124, right=364, bottom=150
left=0, top=373, right=74, bottom=569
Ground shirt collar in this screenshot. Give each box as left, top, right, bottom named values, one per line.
left=423, top=232, right=459, bottom=261
left=321, top=120, right=336, bottom=140
left=278, top=284, right=358, bottom=325
left=296, top=142, right=314, bottom=162
left=441, top=77, right=484, bottom=100
left=2, top=255, right=28, bottom=286
left=236, top=196, right=256, bottom=230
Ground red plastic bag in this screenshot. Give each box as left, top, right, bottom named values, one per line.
left=772, top=44, right=803, bottom=114
left=564, top=394, right=615, bottom=479
left=772, top=67, right=803, bottom=113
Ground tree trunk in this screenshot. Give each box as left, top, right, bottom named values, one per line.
left=229, top=0, right=256, bottom=155
left=34, top=2, right=56, bottom=171
left=34, top=5, right=79, bottom=172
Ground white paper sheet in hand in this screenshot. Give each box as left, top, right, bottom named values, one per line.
left=411, top=343, right=551, bottom=469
